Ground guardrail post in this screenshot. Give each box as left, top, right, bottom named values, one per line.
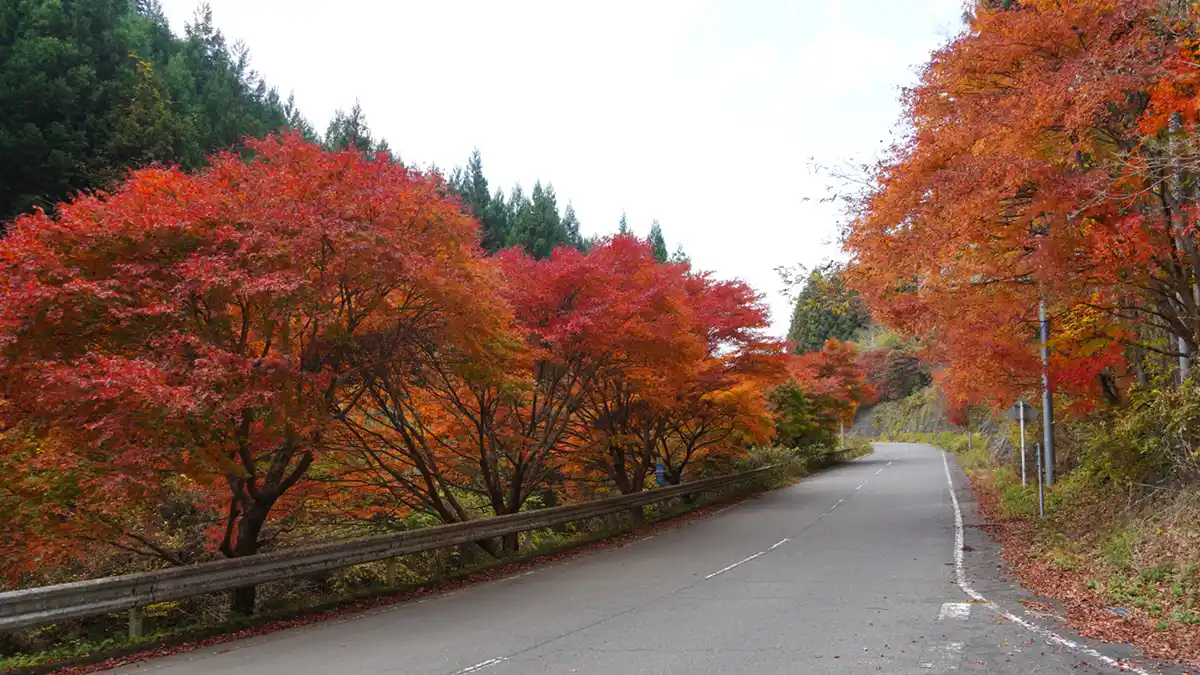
left=386, top=558, right=398, bottom=587
left=128, top=606, right=144, bottom=639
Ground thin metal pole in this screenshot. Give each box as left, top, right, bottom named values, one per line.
left=1019, top=401, right=1027, bottom=486
left=1039, top=299, right=1055, bottom=486
left=1181, top=336, right=1191, bottom=385
left=1036, top=441, right=1045, bottom=517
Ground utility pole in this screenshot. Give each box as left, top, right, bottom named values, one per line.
left=1039, top=299, right=1055, bottom=486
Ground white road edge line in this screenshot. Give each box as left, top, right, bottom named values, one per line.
left=712, top=502, right=744, bottom=515
left=768, top=537, right=790, bottom=551
left=940, top=451, right=1152, bottom=675
left=453, top=657, right=508, bottom=674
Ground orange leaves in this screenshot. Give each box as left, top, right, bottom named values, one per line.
left=846, top=0, right=1196, bottom=411
left=788, top=340, right=875, bottom=424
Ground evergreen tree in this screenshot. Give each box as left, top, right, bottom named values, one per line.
left=507, top=184, right=527, bottom=226
left=324, top=102, right=383, bottom=154
left=562, top=203, right=582, bottom=249
left=283, top=93, right=318, bottom=142
left=0, top=0, right=307, bottom=226
left=786, top=263, right=871, bottom=354
left=461, top=149, right=490, bottom=213
left=458, top=149, right=510, bottom=252
left=174, top=5, right=289, bottom=162
left=445, top=150, right=589, bottom=255
left=618, top=211, right=631, bottom=235
left=1, top=0, right=139, bottom=219
left=108, top=55, right=190, bottom=169
left=509, top=181, right=568, bottom=259
left=648, top=220, right=668, bottom=261
left=669, top=244, right=691, bottom=265
left=481, top=187, right=511, bottom=252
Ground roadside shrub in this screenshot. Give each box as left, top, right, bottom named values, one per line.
left=739, top=445, right=810, bottom=488
left=1080, top=378, right=1200, bottom=488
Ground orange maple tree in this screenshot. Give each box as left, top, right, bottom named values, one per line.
left=789, top=340, right=877, bottom=428
left=846, top=0, right=1200, bottom=410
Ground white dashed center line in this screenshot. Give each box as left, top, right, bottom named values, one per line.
left=453, top=657, right=507, bottom=674
left=704, top=551, right=765, bottom=579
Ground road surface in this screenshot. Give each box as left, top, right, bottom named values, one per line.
left=107, top=443, right=1175, bottom=675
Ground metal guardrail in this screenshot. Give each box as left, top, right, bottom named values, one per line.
left=0, top=466, right=781, bottom=636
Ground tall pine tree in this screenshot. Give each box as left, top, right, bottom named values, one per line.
left=648, top=220, right=668, bottom=261
left=509, top=181, right=568, bottom=259
left=324, top=102, right=389, bottom=155
left=562, top=203, right=582, bottom=249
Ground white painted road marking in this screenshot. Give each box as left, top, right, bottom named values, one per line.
left=919, top=641, right=964, bottom=670
left=453, top=657, right=507, bottom=674
left=937, top=602, right=971, bottom=621
left=940, top=451, right=1152, bottom=675
left=712, top=502, right=744, bottom=515
left=705, top=539, right=790, bottom=579
left=705, top=551, right=765, bottom=579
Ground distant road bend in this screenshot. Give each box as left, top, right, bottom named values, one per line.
left=107, top=444, right=1166, bottom=675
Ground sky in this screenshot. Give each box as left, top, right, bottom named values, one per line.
left=160, top=0, right=967, bottom=336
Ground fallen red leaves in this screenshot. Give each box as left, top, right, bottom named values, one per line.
left=42, top=489, right=766, bottom=675
left=970, top=473, right=1200, bottom=666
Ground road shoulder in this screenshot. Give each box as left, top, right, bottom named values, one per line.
left=947, top=451, right=1187, bottom=675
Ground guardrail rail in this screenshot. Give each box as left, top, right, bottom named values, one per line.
left=1, top=464, right=795, bottom=638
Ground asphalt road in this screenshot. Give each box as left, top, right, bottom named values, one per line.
left=107, top=443, right=1176, bottom=675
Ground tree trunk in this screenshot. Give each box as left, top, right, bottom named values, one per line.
left=667, top=472, right=693, bottom=504
left=227, top=506, right=268, bottom=617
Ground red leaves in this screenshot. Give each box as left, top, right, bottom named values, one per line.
left=0, top=133, right=508, bottom=575
left=0, top=134, right=783, bottom=588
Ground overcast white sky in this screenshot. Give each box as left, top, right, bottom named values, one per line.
left=160, top=0, right=966, bottom=335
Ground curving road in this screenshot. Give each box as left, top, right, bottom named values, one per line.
left=107, top=444, right=1176, bottom=675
